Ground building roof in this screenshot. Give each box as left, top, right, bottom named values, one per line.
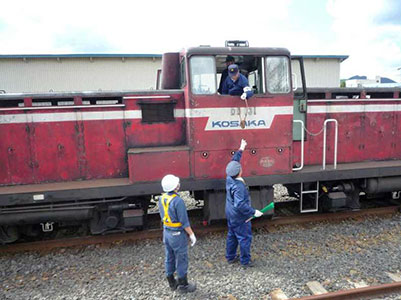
left=300, top=55, right=349, bottom=62
left=348, top=75, right=367, bottom=80
left=0, top=53, right=349, bottom=62
left=381, top=77, right=396, bottom=83
left=347, top=75, right=397, bottom=83
left=0, top=54, right=163, bottom=59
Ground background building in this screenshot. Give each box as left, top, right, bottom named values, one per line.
left=345, top=75, right=400, bottom=88
left=296, top=55, right=348, bottom=88
left=0, top=53, right=348, bottom=93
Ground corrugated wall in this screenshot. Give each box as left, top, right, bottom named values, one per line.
left=0, top=57, right=162, bottom=93
left=0, top=56, right=341, bottom=93
left=301, top=58, right=341, bottom=87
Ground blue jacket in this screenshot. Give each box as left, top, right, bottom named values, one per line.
left=225, top=151, right=255, bottom=227
left=221, top=73, right=254, bottom=99
left=159, top=192, right=190, bottom=230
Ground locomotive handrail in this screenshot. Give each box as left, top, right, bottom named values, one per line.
left=293, top=120, right=305, bottom=171
left=307, top=98, right=401, bottom=103
left=0, top=104, right=126, bottom=112
left=323, top=119, right=338, bottom=170
left=123, top=95, right=171, bottom=100
left=292, top=119, right=338, bottom=171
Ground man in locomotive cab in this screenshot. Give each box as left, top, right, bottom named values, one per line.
left=159, top=175, right=197, bottom=293
left=218, top=55, right=235, bottom=94
left=221, top=64, right=254, bottom=100
left=225, top=139, right=263, bottom=268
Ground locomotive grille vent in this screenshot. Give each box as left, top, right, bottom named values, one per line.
left=139, top=101, right=176, bottom=123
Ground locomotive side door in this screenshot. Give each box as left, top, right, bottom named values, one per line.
left=291, top=56, right=308, bottom=142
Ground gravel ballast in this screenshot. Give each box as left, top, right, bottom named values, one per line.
left=1, top=213, right=401, bottom=299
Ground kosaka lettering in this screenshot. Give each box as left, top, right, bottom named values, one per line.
left=212, top=120, right=267, bottom=128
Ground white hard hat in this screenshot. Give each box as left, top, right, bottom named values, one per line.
left=161, top=174, right=180, bottom=192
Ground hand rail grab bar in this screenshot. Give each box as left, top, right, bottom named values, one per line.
left=323, top=119, right=338, bottom=170
left=293, top=120, right=304, bottom=171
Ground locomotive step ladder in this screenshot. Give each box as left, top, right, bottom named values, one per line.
left=300, top=181, right=319, bottom=213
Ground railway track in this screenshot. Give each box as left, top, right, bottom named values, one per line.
left=270, top=273, right=401, bottom=299
left=0, top=205, right=399, bottom=255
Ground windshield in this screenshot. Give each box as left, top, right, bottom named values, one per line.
left=189, top=54, right=290, bottom=95
left=265, top=56, right=290, bottom=94
left=190, top=56, right=217, bottom=95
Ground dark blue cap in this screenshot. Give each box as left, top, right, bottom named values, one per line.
left=226, top=161, right=241, bottom=177
left=225, top=55, right=235, bottom=63
left=228, top=64, right=239, bottom=77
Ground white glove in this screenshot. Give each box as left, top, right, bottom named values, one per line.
left=189, top=234, right=196, bottom=247
left=239, top=139, right=247, bottom=151
left=254, top=210, right=263, bottom=218
left=240, top=92, right=247, bottom=100
left=243, top=86, right=252, bottom=92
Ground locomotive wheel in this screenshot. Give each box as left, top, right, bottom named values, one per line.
left=0, top=225, right=19, bottom=244
left=20, top=224, right=41, bottom=238
left=89, top=210, right=122, bottom=234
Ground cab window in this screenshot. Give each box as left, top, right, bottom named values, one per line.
left=216, top=55, right=265, bottom=95
left=265, top=56, right=290, bottom=94
left=190, top=54, right=289, bottom=95
left=190, top=56, right=216, bottom=95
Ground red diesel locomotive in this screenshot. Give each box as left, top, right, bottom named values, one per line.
left=1, top=44, right=401, bottom=243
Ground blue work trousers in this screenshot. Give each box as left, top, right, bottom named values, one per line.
left=225, top=221, right=252, bottom=265
left=163, top=228, right=188, bottom=278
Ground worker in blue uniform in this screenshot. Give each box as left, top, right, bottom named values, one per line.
left=225, top=139, right=263, bottom=267
left=221, top=64, right=254, bottom=100
left=159, top=174, right=196, bottom=293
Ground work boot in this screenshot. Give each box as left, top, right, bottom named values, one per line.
left=227, top=256, right=239, bottom=264
left=177, top=275, right=196, bottom=293
left=242, top=261, right=255, bottom=268
left=166, top=275, right=178, bottom=291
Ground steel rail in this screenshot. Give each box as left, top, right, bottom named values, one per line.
left=0, top=205, right=399, bottom=255
left=291, top=281, right=401, bottom=300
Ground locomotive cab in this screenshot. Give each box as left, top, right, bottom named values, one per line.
left=167, top=46, right=302, bottom=222
left=185, top=47, right=296, bottom=177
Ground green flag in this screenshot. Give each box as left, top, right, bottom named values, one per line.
left=260, top=202, right=275, bottom=213
left=246, top=202, right=275, bottom=223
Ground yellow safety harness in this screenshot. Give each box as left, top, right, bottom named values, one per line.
left=161, top=193, right=182, bottom=228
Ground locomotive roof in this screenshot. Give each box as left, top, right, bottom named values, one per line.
left=186, top=47, right=291, bottom=57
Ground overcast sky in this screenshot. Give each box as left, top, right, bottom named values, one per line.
left=0, top=0, right=400, bottom=81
